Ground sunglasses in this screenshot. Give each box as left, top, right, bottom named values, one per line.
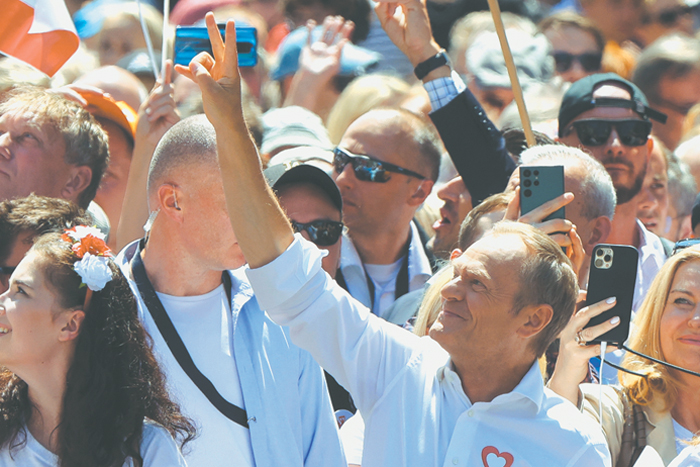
left=553, top=52, right=602, bottom=73
left=566, top=119, right=652, bottom=147
left=333, top=147, right=426, bottom=183
left=645, top=5, right=693, bottom=26
left=291, top=220, right=344, bottom=246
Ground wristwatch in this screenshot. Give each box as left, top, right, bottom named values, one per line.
left=414, top=50, right=449, bottom=81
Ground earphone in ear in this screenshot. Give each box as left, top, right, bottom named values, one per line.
left=174, top=198, right=181, bottom=211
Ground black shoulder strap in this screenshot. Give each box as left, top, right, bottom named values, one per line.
left=130, top=241, right=249, bottom=428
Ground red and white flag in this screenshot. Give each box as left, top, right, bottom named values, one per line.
left=0, top=0, right=79, bottom=77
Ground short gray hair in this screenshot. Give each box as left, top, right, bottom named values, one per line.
left=668, top=154, right=697, bottom=217
left=520, top=144, right=617, bottom=220
left=147, top=115, right=219, bottom=194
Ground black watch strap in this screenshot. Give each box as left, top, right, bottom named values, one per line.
left=414, top=50, right=449, bottom=81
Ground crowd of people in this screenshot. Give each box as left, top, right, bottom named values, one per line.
left=2, top=0, right=700, bottom=465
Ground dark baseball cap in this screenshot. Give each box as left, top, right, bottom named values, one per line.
left=558, top=73, right=667, bottom=137
left=264, top=162, right=343, bottom=213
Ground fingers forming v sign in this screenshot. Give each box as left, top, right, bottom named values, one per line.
left=174, top=13, right=243, bottom=128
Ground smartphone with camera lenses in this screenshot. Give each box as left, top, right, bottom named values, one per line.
left=519, top=166, right=565, bottom=221
left=584, top=244, right=638, bottom=346
left=174, top=24, right=257, bottom=67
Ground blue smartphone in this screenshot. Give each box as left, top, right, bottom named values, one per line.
left=174, top=25, right=257, bottom=67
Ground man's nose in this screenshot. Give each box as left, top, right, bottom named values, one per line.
left=334, top=162, right=355, bottom=187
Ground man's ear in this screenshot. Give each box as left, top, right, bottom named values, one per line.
left=157, top=184, right=185, bottom=222
left=58, top=310, right=85, bottom=342
left=584, top=216, right=613, bottom=252
left=516, top=304, right=553, bottom=340
left=450, top=248, right=463, bottom=261
left=61, top=166, right=93, bottom=203
left=408, top=180, right=434, bottom=206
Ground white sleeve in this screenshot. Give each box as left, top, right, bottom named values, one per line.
left=339, top=414, right=366, bottom=466
left=139, top=422, right=188, bottom=467
left=246, top=235, right=424, bottom=414
left=669, top=445, right=700, bottom=467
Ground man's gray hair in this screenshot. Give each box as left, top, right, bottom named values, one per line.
left=147, top=114, right=219, bottom=194
left=668, top=154, right=697, bottom=218
left=520, top=144, right=616, bottom=220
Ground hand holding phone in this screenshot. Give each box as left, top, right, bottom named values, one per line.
left=174, top=24, right=257, bottom=68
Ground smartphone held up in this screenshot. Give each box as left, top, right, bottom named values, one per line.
left=174, top=24, right=257, bottom=68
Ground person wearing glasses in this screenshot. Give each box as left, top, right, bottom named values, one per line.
left=332, top=108, right=440, bottom=319
left=635, top=0, right=694, bottom=48
left=0, top=195, right=93, bottom=294
left=558, top=73, right=669, bottom=314
left=539, top=11, right=605, bottom=83
left=633, top=34, right=700, bottom=151
left=114, top=113, right=345, bottom=467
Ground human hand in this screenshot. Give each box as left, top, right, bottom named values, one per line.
left=504, top=187, right=577, bottom=250
left=547, top=291, right=619, bottom=404
left=374, top=0, right=441, bottom=66
left=174, top=12, right=244, bottom=130
left=136, top=60, right=179, bottom=147
left=299, top=16, right=353, bottom=83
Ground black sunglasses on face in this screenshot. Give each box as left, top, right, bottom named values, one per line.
left=0, top=266, right=15, bottom=276
left=566, top=119, right=652, bottom=147
left=553, top=52, right=602, bottom=73
left=650, top=5, right=693, bottom=26
left=291, top=220, right=344, bottom=246
left=333, top=147, right=426, bottom=183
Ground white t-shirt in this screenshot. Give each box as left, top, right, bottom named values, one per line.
left=153, top=285, right=255, bottom=467
left=0, top=421, right=186, bottom=466
left=672, top=419, right=695, bottom=455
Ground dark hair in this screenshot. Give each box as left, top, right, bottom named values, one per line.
left=282, top=0, right=371, bottom=43
left=0, top=86, right=110, bottom=209
left=0, top=233, right=195, bottom=466
left=538, top=11, right=606, bottom=53
left=0, top=195, right=93, bottom=264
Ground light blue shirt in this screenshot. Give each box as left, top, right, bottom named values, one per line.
left=117, top=241, right=346, bottom=467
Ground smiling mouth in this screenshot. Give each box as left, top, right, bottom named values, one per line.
left=0, top=327, right=10, bottom=335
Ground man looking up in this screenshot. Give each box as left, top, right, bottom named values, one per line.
left=0, top=86, right=109, bottom=210
left=334, top=108, right=440, bottom=317
left=558, top=72, right=668, bottom=310
left=115, top=115, right=345, bottom=467
left=176, top=15, right=612, bottom=466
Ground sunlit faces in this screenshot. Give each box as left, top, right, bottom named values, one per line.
left=334, top=113, right=430, bottom=236
left=430, top=176, right=473, bottom=257
left=277, top=183, right=342, bottom=278
left=175, top=166, right=246, bottom=271
left=429, top=233, right=529, bottom=361
left=653, top=70, right=700, bottom=151
left=0, top=251, right=75, bottom=375
left=636, top=145, right=669, bottom=235
left=559, top=84, right=651, bottom=205
left=544, top=25, right=602, bottom=83
left=0, top=110, right=71, bottom=203
left=660, top=260, right=700, bottom=375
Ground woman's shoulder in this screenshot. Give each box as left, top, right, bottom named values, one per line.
left=137, top=421, right=187, bottom=467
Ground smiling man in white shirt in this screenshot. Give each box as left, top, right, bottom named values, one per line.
left=179, top=11, right=612, bottom=467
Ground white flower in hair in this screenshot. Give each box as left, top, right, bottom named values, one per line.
left=64, top=225, right=106, bottom=242
left=73, top=253, right=113, bottom=291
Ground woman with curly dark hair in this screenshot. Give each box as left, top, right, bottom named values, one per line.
left=0, top=226, right=195, bottom=466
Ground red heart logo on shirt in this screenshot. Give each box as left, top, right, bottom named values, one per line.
left=481, top=446, right=514, bottom=467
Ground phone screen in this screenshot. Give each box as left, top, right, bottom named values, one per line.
left=174, top=25, right=258, bottom=67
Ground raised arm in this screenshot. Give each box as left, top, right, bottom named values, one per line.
left=175, top=14, right=294, bottom=268
left=376, top=0, right=515, bottom=205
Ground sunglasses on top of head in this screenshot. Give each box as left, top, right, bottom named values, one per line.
left=553, top=52, right=602, bottom=73
left=291, top=220, right=344, bottom=246
left=565, top=119, right=652, bottom=147
left=333, top=147, right=426, bottom=183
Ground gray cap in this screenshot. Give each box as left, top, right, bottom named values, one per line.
left=264, top=161, right=342, bottom=212
left=261, top=106, right=332, bottom=155
left=467, top=30, right=554, bottom=91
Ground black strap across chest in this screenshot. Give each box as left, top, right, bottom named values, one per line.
left=130, top=241, right=249, bottom=428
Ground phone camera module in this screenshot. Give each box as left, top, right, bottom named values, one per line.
left=534, top=170, right=539, bottom=176
left=523, top=189, right=532, bottom=197
left=604, top=254, right=612, bottom=262
left=595, top=259, right=604, bottom=268
left=596, top=249, right=604, bottom=257
left=523, top=179, right=531, bottom=187
left=523, top=169, right=531, bottom=177
left=534, top=180, right=539, bottom=186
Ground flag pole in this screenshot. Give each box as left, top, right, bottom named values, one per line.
left=486, top=0, right=536, bottom=147
left=161, top=0, right=171, bottom=80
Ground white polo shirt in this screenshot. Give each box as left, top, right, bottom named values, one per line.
left=247, top=235, right=612, bottom=467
